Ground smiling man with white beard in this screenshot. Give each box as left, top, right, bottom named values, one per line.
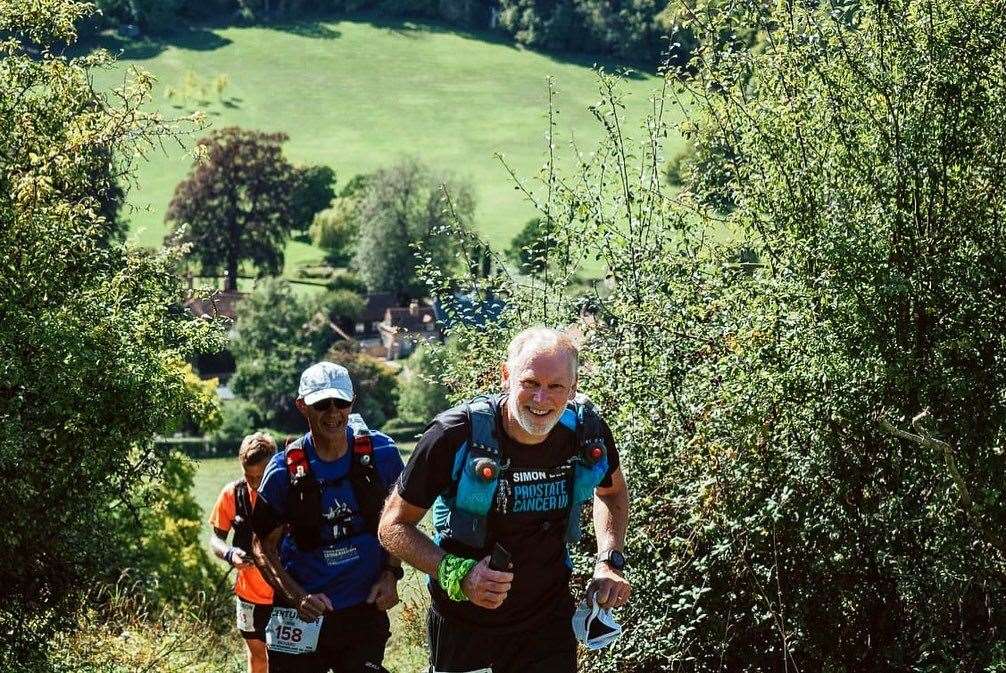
left=379, top=327, right=631, bottom=673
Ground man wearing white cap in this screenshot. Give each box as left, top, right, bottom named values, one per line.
left=251, top=362, right=405, bottom=673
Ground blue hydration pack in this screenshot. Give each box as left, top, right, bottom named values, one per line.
left=431, top=395, right=609, bottom=549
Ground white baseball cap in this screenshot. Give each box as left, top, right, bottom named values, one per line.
left=298, top=362, right=354, bottom=405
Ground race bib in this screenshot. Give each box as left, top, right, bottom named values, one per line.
left=235, top=597, right=257, bottom=632
left=265, top=607, right=323, bottom=654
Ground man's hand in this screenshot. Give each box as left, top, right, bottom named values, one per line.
left=297, top=592, right=333, bottom=621
left=367, top=570, right=401, bottom=611
left=461, top=556, right=513, bottom=610
left=590, top=563, right=631, bottom=610
left=230, top=548, right=254, bottom=570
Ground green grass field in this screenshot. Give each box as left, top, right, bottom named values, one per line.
left=88, top=14, right=680, bottom=274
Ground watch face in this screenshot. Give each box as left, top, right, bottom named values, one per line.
left=609, top=550, right=625, bottom=570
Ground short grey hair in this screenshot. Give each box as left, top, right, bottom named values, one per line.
left=505, top=326, right=579, bottom=380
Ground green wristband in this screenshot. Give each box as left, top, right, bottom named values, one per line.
left=437, top=554, right=477, bottom=602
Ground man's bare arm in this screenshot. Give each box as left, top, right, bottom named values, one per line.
left=252, top=527, right=311, bottom=606
left=590, top=466, right=631, bottom=609
left=594, top=466, right=629, bottom=554
left=379, top=490, right=514, bottom=610
left=378, top=491, right=444, bottom=578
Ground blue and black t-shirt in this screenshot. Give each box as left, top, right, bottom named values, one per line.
left=396, top=395, right=620, bottom=632
left=254, top=429, right=404, bottom=611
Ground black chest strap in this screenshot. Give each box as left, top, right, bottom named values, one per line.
left=285, top=434, right=388, bottom=551
left=232, top=480, right=254, bottom=554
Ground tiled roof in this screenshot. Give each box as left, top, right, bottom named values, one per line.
left=361, top=292, right=397, bottom=323
left=380, top=306, right=439, bottom=334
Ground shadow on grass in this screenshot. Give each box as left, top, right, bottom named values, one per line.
left=253, top=9, right=653, bottom=78
left=340, top=12, right=653, bottom=80
left=75, top=26, right=232, bottom=60
left=267, top=16, right=342, bottom=40
left=76, top=10, right=654, bottom=79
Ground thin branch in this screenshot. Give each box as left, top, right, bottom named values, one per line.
left=879, top=411, right=1006, bottom=559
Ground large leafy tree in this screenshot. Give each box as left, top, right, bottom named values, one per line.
left=165, top=127, right=299, bottom=291
left=0, top=1, right=225, bottom=667
left=353, top=158, right=473, bottom=303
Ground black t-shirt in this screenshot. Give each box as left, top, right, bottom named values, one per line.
left=396, top=394, right=620, bottom=632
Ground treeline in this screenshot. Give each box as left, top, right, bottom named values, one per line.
left=82, top=0, right=690, bottom=66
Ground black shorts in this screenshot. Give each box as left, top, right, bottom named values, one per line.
left=427, top=606, right=577, bottom=673
left=268, top=602, right=391, bottom=673
left=237, top=598, right=273, bottom=641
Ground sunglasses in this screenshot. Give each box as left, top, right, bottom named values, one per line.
left=309, top=397, right=353, bottom=412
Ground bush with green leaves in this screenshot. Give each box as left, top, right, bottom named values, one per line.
left=496, top=0, right=670, bottom=63
left=114, top=451, right=225, bottom=605
left=0, top=1, right=227, bottom=667
left=325, top=347, right=399, bottom=429
left=210, top=398, right=265, bottom=453
left=230, top=277, right=336, bottom=430
left=327, top=269, right=369, bottom=294
left=397, top=344, right=450, bottom=423
left=507, top=216, right=556, bottom=275
left=422, top=1, right=1006, bottom=668
left=311, top=196, right=360, bottom=265
left=323, top=288, right=366, bottom=332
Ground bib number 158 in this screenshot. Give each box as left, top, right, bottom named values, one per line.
left=276, top=625, right=303, bottom=642
left=265, top=608, right=322, bottom=654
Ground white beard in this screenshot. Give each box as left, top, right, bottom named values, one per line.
left=508, top=395, right=562, bottom=438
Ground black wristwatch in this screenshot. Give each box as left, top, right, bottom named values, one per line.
left=596, top=549, right=626, bottom=572
left=384, top=564, right=405, bottom=580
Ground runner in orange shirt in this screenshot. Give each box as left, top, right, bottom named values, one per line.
left=209, top=432, right=277, bottom=673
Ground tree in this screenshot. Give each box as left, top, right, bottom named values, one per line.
left=311, top=196, right=360, bottom=265
left=338, top=173, right=370, bottom=199
left=291, top=164, right=337, bottom=233
left=353, top=158, right=473, bottom=303
left=507, top=216, right=555, bottom=275
left=165, top=127, right=300, bottom=291
left=322, top=288, right=366, bottom=333
left=128, top=0, right=183, bottom=32
left=230, top=278, right=335, bottom=430
left=0, top=1, right=226, bottom=666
